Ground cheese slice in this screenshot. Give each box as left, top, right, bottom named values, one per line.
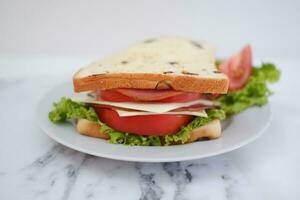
left=115, top=109, right=207, bottom=117
left=71, top=96, right=219, bottom=113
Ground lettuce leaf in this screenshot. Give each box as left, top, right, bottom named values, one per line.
left=163, top=109, right=225, bottom=145
left=49, top=98, right=224, bottom=146
left=49, top=98, right=99, bottom=123
left=100, top=123, right=162, bottom=146
left=218, top=63, right=280, bottom=115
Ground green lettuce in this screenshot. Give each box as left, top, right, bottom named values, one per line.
left=218, top=63, right=280, bottom=115
left=100, top=123, right=162, bottom=146
left=49, top=98, right=99, bottom=123
left=49, top=98, right=224, bottom=146
left=163, top=109, right=225, bottom=145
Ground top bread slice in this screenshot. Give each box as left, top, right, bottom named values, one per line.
left=73, top=37, right=229, bottom=94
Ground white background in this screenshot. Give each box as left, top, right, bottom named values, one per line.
left=1, top=0, right=300, bottom=59
left=1, top=1, right=300, bottom=199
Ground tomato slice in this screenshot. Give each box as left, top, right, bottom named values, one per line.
left=98, top=89, right=201, bottom=102
left=219, top=45, right=252, bottom=90
left=94, top=107, right=193, bottom=136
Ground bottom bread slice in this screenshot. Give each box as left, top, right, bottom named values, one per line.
left=76, top=119, right=221, bottom=144
left=76, top=119, right=110, bottom=140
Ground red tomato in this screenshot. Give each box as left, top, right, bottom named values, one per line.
left=94, top=107, right=193, bottom=136
left=98, top=89, right=201, bottom=102
left=219, top=45, right=252, bottom=90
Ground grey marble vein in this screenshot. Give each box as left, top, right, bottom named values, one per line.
left=18, top=144, right=89, bottom=200
left=219, top=163, right=240, bottom=200
left=162, top=162, right=194, bottom=200
left=135, top=163, right=164, bottom=200
left=25, top=145, right=66, bottom=170
left=61, top=156, right=89, bottom=200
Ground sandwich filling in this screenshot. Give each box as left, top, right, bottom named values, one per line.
left=48, top=42, right=280, bottom=146
left=78, top=89, right=220, bottom=136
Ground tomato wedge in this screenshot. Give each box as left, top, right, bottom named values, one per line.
left=98, top=89, right=201, bottom=103
left=219, top=45, right=252, bottom=90
left=94, top=107, right=193, bottom=136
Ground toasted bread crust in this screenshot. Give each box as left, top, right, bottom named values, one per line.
left=76, top=119, right=109, bottom=139
left=76, top=119, right=221, bottom=145
left=73, top=73, right=229, bottom=94
left=73, top=37, right=229, bottom=94
left=188, top=119, right=221, bottom=142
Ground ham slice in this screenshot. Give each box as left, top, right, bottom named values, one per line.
left=172, top=104, right=214, bottom=112
left=108, top=89, right=183, bottom=101
left=96, top=88, right=203, bottom=102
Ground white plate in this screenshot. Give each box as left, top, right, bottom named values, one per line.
left=36, top=81, right=272, bottom=162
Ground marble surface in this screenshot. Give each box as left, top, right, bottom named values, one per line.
left=0, top=56, right=298, bottom=199
left=0, top=144, right=259, bottom=200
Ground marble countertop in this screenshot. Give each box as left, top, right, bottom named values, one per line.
left=0, top=56, right=299, bottom=199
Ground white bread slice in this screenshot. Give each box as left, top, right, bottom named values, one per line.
left=73, top=37, right=229, bottom=94
left=76, top=119, right=110, bottom=140
left=76, top=118, right=221, bottom=145
left=187, top=119, right=221, bottom=142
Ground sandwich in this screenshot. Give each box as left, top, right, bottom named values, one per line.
left=49, top=37, right=280, bottom=146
